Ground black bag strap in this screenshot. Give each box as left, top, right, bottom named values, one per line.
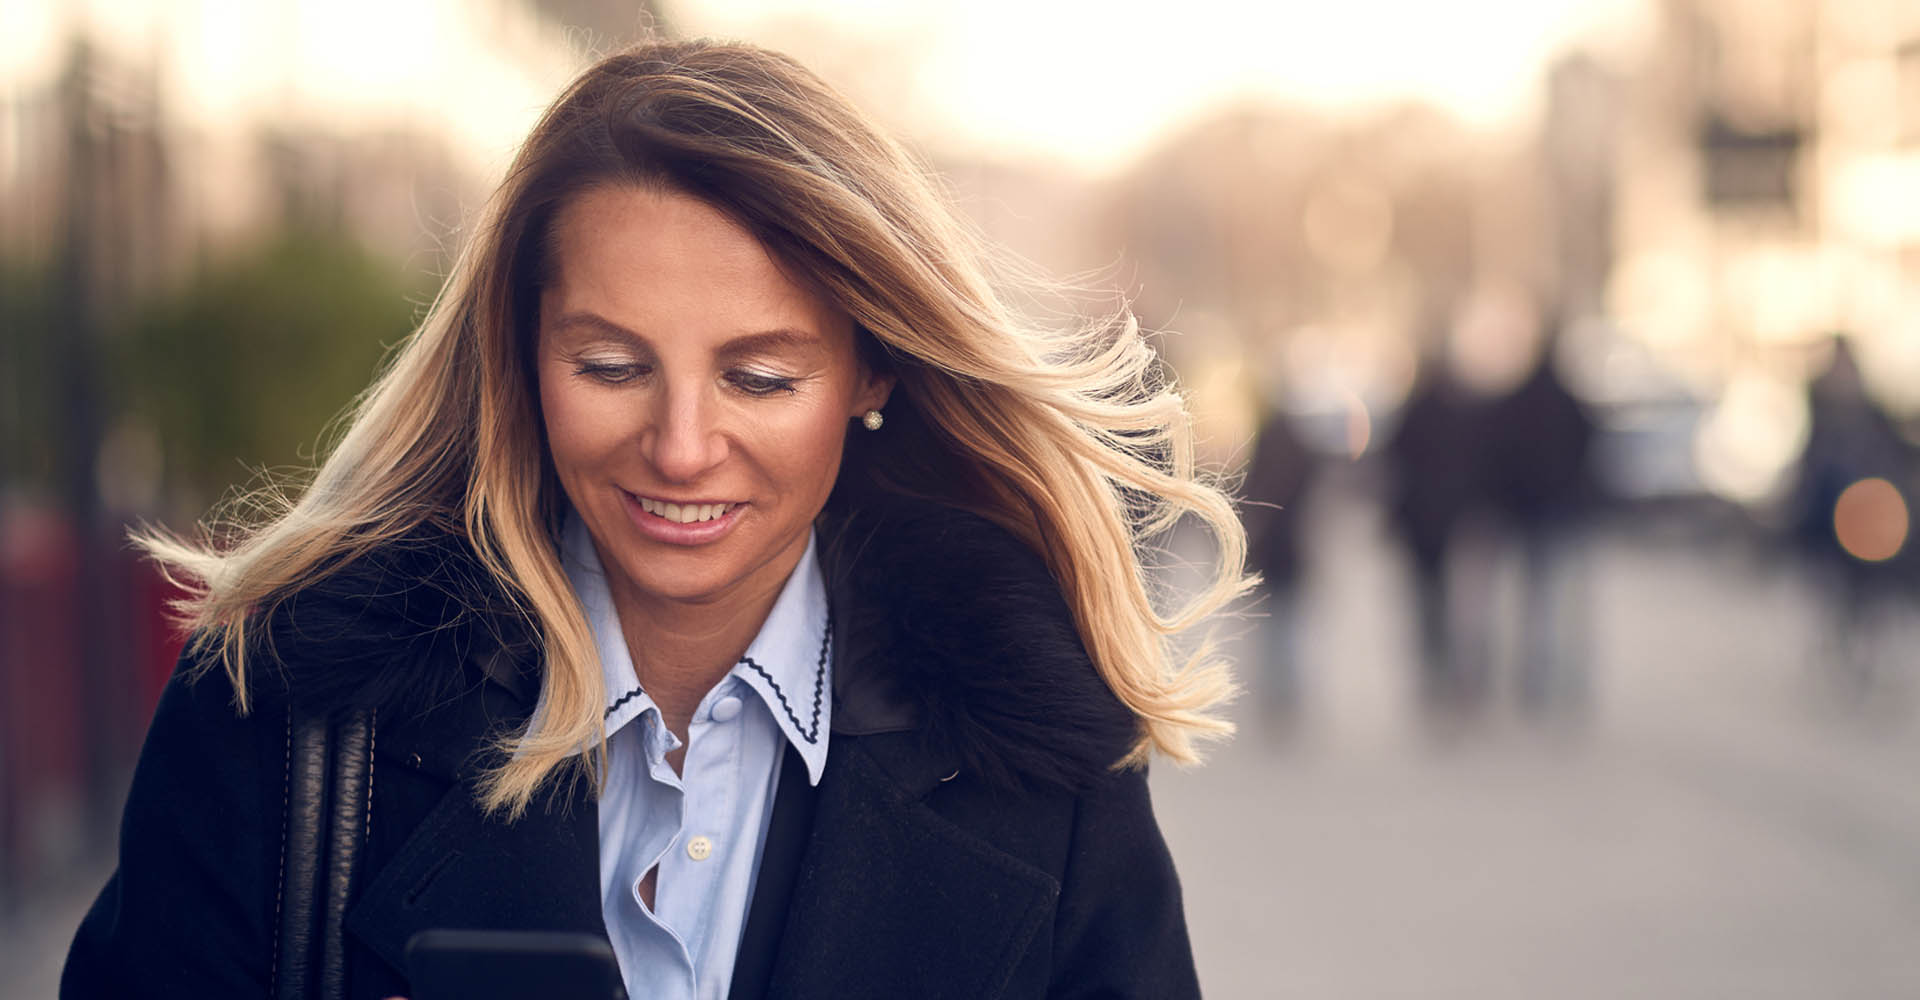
left=275, top=704, right=374, bottom=1000
left=321, top=710, right=373, bottom=999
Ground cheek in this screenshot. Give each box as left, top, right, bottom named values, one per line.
left=761, top=403, right=851, bottom=490
left=538, top=371, right=619, bottom=478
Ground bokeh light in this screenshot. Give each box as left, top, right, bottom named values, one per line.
left=1693, top=368, right=1810, bottom=505
left=1833, top=476, right=1910, bottom=563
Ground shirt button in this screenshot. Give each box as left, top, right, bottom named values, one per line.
left=710, top=696, right=743, bottom=723
left=686, top=836, right=713, bottom=861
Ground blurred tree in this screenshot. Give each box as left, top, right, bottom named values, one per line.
left=114, top=231, right=422, bottom=514
left=0, top=261, right=59, bottom=492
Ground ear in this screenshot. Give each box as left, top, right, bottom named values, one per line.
left=851, top=368, right=896, bottom=417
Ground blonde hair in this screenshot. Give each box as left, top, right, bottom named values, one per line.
left=143, top=39, right=1252, bottom=819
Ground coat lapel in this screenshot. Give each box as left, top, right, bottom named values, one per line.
left=727, top=742, right=819, bottom=999
left=764, top=735, right=1062, bottom=999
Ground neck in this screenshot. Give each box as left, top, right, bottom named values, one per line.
left=602, top=539, right=807, bottom=742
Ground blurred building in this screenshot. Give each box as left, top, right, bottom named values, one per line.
left=1595, top=0, right=1920, bottom=507
left=1099, top=99, right=1555, bottom=464
left=1079, top=0, right=1917, bottom=511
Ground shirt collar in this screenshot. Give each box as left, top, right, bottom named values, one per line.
left=560, top=515, right=832, bottom=786
left=729, top=531, right=832, bottom=785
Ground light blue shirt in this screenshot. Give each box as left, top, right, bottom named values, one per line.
left=561, top=517, right=831, bottom=1000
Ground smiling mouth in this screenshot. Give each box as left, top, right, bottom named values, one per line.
left=633, top=495, right=737, bottom=524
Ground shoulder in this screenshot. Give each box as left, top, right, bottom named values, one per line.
left=821, top=499, right=1142, bottom=795
left=254, top=526, right=532, bottom=716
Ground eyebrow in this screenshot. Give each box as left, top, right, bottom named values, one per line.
left=548, top=311, right=825, bottom=357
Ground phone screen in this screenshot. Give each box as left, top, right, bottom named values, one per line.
left=405, top=929, right=627, bottom=1000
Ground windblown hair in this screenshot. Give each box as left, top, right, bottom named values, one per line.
left=141, top=39, right=1252, bottom=818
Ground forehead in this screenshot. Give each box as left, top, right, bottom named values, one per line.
left=541, top=184, right=847, bottom=344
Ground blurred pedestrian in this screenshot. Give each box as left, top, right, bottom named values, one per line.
left=1483, top=337, right=1595, bottom=712
left=1790, top=336, right=1917, bottom=686
left=1385, top=363, right=1493, bottom=709
left=1241, top=406, right=1317, bottom=728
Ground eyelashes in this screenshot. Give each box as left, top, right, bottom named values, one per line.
left=569, top=361, right=800, bottom=397
left=572, top=361, right=647, bottom=384
left=725, top=370, right=800, bottom=396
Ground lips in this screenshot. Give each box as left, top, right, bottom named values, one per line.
left=620, top=490, right=746, bottom=546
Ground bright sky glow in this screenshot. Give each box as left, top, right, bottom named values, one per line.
left=2, top=0, right=1649, bottom=177
left=2, top=0, right=583, bottom=177
left=668, top=0, right=1650, bottom=171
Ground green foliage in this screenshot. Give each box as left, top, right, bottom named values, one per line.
left=116, top=231, right=424, bottom=508
left=0, top=261, right=57, bottom=489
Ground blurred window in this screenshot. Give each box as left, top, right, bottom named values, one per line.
left=1698, top=114, right=1800, bottom=211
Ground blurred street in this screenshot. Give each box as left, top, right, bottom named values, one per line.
left=7, top=1, right=1920, bottom=997
left=1153, top=471, right=1920, bottom=998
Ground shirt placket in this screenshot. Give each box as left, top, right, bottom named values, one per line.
left=654, top=679, right=747, bottom=988
left=627, top=709, right=696, bottom=978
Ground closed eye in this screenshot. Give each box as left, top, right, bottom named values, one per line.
left=727, top=370, right=800, bottom=396
left=573, top=361, right=650, bottom=385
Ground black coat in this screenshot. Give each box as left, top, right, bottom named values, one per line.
left=63, top=502, right=1201, bottom=999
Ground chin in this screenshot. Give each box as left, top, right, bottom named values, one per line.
left=611, top=551, right=743, bottom=604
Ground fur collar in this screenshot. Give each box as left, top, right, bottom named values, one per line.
left=262, top=499, right=1139, bottom=795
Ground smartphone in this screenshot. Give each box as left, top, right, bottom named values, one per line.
left=404, top=929, right=627, bottom=1000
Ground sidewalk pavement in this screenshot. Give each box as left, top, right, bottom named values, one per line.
left=1, top=859, right=106, bottom=1000
left=1152, top=491, right=1920, bottom=997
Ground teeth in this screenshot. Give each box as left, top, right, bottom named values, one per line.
left=637, top=496, right=732, bottom=524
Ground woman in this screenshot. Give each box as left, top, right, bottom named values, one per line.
left=63, top=39, right=1248, bottom=1000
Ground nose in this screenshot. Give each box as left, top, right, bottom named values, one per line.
left=644, top=381, right=728, bottom=483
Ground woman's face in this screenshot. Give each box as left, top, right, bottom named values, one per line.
left=536, top=184, right=890, bottom=612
